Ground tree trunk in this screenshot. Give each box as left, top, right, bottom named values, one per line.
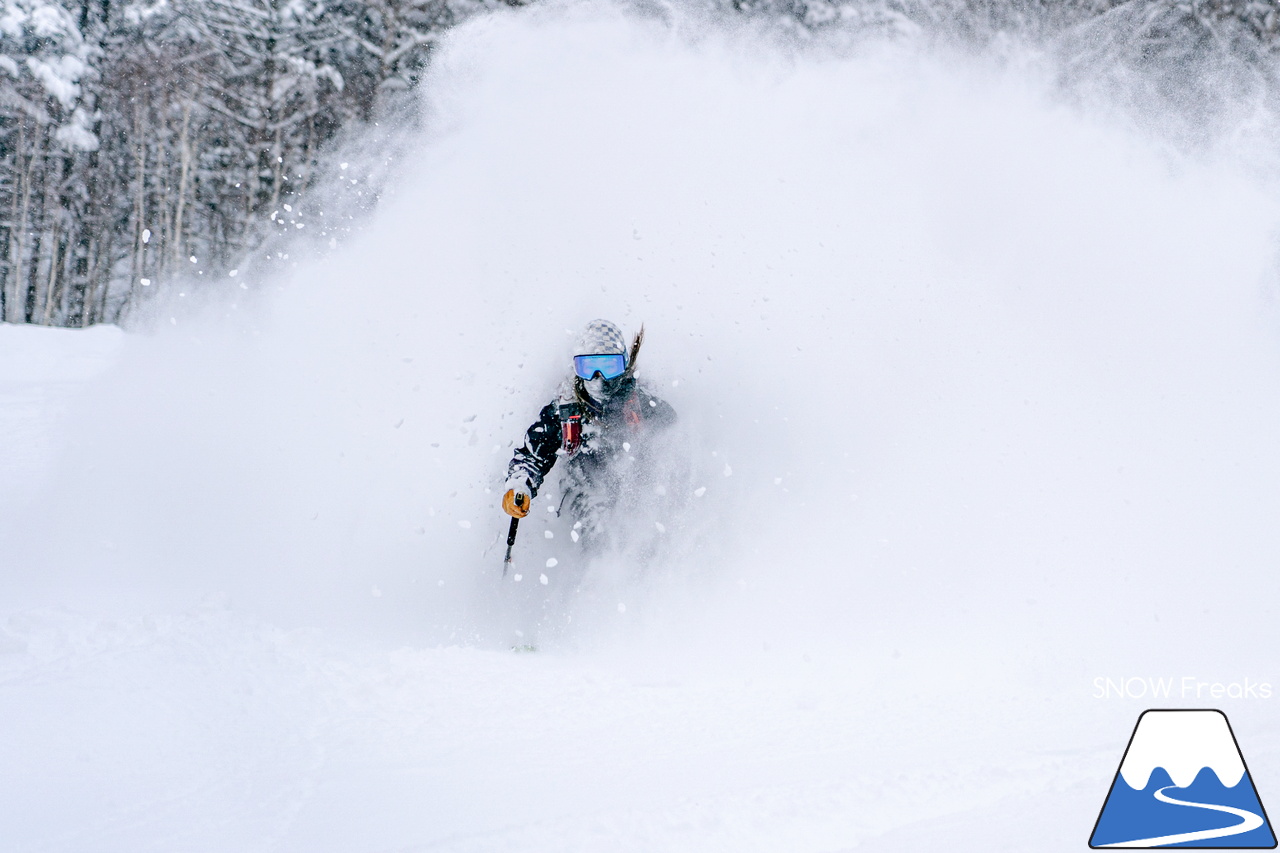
left=124, top=99, right=149, bottom=320
left=38, top=222, right=62, bottom=325
left=172, top=100, right=193, bottom=274
left=7, top=123, right=37, bottom=323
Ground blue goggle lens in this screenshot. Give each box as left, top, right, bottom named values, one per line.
left=574, top=353, right=627, bottom=380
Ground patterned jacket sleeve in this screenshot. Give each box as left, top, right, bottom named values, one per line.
left=507, top=401, right=562, bottom=497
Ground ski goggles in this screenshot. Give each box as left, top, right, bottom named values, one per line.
left=573, top=353, right=627, bottom=380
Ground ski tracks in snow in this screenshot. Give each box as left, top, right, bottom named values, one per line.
left=0, top=607, right=1107, bottom=852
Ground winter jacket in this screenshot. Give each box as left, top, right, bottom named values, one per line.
left=507, top=377, right=676, bottom=500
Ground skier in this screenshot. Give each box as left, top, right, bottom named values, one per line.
left=502, top=319, right=676, bottom=545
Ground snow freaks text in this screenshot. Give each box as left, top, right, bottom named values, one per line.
left=1093, top=677, right=1274, bottom=700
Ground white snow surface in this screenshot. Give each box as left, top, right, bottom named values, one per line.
left=4, top=5, right=1280, bottom=851
left=1119, top=710, right=1246, bottom=790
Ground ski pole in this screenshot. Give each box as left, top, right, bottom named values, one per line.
left=502, top=494, right=526, bottom=576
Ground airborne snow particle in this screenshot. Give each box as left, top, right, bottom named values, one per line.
left=141, top=229, right=151, bottom=244
left=457, top=520, right=471, bottom=529
left=654, top=522, right=666, bottom=533
left=546, top=558, right=558, bottom=568
left=539, top=574, right=549, bottom=585
left=570, top=529, right=579, bottom=542
left=723, top=464, right=733, bottom=477
left=617, top=603, right=626, bottom=614
left=544, top=530, right=554, bottom=539
left=694, top=487, right=707, bottom=497
left=140, top=278, right=150, bottom=286
left=513, top=574, right=522, bottom=582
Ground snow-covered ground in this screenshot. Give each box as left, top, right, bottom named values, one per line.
left=5, top=6, right=1280, bottom=851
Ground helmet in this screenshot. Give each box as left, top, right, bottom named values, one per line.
left=575, top=319, right=627, bottom=360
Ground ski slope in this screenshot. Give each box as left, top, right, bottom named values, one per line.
left=4, top=5, right=1280, bottom=850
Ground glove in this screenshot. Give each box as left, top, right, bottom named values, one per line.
left=502, top=488, right=530, bottom=518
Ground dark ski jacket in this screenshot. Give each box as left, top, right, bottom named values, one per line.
left=507, top=377, right=676, bottom=499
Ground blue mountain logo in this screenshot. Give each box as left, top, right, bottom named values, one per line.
left=1090, top=709, right=1276, bottom=848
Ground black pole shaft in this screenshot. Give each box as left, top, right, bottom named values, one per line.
left=502, top=516, right=519, bottom=576
left=502, top=494, right=526, bottom=577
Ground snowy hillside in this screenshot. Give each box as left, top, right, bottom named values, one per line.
left=4, top=4, right=1280, bottom=851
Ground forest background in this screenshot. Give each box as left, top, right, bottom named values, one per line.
left=2, top=0, right=1278, bottom=327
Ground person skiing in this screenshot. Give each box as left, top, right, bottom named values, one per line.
left=502, top=319, right=676, bottom=544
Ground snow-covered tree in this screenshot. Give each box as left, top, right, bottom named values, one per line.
left=0, top=0, right=101, bottom=323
